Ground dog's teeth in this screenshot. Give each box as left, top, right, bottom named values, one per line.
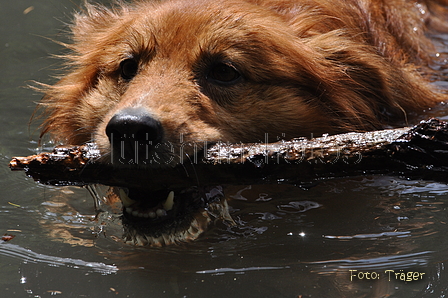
left=163, top=191, right=175, bottom=211
left=119, top=188, right=136, bottom=207
left=156, top=209, right=167, bottom=217
left=123, top=191, right=172, bottom=219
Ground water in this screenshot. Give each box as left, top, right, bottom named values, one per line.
left=1, top=1, right=448, bottom=297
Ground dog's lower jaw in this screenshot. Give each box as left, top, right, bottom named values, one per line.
left=122, top=210, right=211, bottom=247
left=118, top=186, right=234, bottom=247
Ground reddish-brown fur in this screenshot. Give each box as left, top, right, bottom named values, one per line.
left=38, top=0, right=447, bottom=163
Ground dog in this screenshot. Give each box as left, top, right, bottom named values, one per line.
left=37, top=0, right=448, bottom=246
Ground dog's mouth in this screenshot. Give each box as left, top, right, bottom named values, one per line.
left=114, top=185, right=234, bottom=247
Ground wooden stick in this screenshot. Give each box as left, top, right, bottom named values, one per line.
left=9, top=118, right=448, bottom=189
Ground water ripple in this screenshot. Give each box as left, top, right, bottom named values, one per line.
left=0, top=242, right=118, bottom=275
left=307, top=250, right=433, bottom=273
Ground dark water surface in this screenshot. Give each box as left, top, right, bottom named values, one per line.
left=2, top=1, right=448, bottom=297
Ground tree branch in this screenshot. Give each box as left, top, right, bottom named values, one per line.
left=9, top=118, right=448, bottom=189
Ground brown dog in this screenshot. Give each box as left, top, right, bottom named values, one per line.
left=37, top=0, right=447, bottom=245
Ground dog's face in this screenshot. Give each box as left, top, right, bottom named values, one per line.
left=42, top=0, right=352, bottom=167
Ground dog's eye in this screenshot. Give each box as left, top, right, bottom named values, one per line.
left=207, top=63, right=241, bottom=84
left=120, top=58, right=139, bottom=80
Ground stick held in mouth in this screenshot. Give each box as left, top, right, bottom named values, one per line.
left=9, top=118, right=448, bottom=186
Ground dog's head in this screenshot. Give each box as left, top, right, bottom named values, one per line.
left=41, top=0, right=406, bottom=164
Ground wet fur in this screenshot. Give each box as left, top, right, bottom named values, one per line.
left=38, top=0, right=447, bottom=161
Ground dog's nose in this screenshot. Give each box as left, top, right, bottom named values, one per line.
left=106, top=108, right=164, bottom=164
left=106, top=108, right=163, bottom=144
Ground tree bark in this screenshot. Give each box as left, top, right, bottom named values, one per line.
left=9, top=118, right=448, bottom=189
